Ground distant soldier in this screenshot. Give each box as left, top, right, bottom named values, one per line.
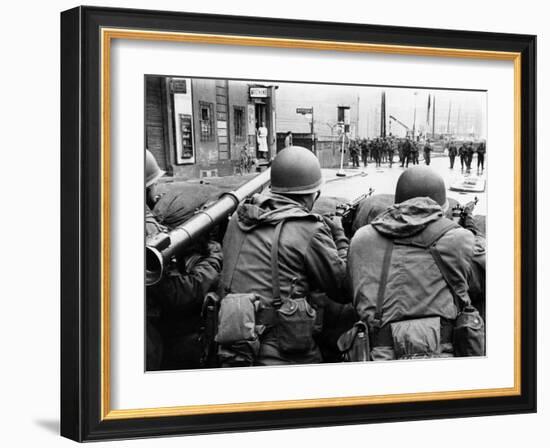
left=423, top=140, right=432, bottom=166
left=465, top=142, right=475, bottom=171
left=350, top=140, right=360, bottom=168
left=448, top=141, right=458, bottom=169
left=217, top=146, right=349, bottom=366
left=477, top=141, right=486, bottom=172
left=387, top=138, right=395, bottom=167
left=373, top=138, right=382, bottom=167
left=401, top=138, right=411, bottom=168
left=458, top=143, right=466, bottom=171
left=361, top=138, right=369, bottom=167
left=348, top=166, right=486, bottom=360
left=412, top=139, right=420, bottom=165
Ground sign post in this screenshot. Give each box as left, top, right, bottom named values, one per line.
left=296, top=107, right=315, bottom=154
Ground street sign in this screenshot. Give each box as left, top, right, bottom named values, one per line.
left=249, top=87, right=268, bottom=98
left=296, top=107, right=313, bottom=115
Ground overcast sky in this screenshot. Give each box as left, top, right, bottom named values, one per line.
left=273, top=81, right=487, bottom=139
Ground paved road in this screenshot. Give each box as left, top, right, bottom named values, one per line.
left=321, top=155, right=487, bottom=214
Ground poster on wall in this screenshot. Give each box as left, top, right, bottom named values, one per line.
left=172, top=77, right=195, bottom=164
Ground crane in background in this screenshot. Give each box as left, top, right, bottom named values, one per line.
left=389, top=114, right=413, bottom=138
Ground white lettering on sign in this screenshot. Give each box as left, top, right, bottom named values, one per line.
left=250, top=87, right=268, bottom=98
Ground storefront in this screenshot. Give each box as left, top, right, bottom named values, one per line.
left=145, top=76, right=277, bottom=180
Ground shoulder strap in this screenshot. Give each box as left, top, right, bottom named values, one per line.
left=372, top=238, right=394, bottom=329
left=429, top=245, right=471, bottom=309
left=270, top=220, right=286, bottom=302
left=224, top=225, right=248, bottom=293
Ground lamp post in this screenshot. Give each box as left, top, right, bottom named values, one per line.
left=336, top=122, right=346, bottom=177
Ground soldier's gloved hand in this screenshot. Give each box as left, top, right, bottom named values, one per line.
left=322, top=216, right=349, bottom=258
left=323, top=215, right=345, bottom=239
left=206, top=240, right=222, bottom=256
left=459, top=210, right=478, bottom=235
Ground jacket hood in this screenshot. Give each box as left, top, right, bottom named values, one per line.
left=371, top=197, right=443, bottom=238
left=236, top=192, right=314, bottom=232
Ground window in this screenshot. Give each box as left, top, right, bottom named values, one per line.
left=199, top=101, right=214, bottom=141
left=233, top=106, right=245, bottom=140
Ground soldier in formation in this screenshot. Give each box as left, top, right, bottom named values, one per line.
left=360, top=138, right=369, bottom=167
left=349, top=139, right=361, bottom=168
left=448, top=141, right=458, bottom=169
left=423, top=139, right=432, bottom=166
left=477, top=141, right=486, bottom=173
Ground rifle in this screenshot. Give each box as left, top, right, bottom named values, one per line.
left=451, top=196, right=479, bottom=224
left=146, top=169, right=271, bottom=286
left=335, top=188, right=375, bottom=222
left=334, top=188, right=375, bottom=236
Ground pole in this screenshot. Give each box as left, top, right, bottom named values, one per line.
left=432, top=95, right=436, bottom=139
left=447, top=101, right=452, bottom=134
left=311, top=107, right=315, bottom=155
left=337, top=125, right=346, bottom=177
left=412, top=92, right=418, bottom=139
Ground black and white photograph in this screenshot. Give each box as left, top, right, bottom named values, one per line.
left=144, top=76, right=487, bottom=371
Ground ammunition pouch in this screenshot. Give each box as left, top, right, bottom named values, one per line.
left=453, top=305, right=485, bottom=357
left=337, top=321, right=370, bottom=362
left=215, top=293, right=260, bottom=345
left=276, top=297, right=317, bottom=354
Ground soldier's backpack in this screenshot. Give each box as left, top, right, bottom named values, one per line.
left=371, top=218, right=485, bottom=359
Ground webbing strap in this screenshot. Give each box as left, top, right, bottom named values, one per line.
left=270, top=220, right=286, bottom=301
left=373, top=239, right=393, bottom=328
left=225, top=226, right=247, bottom=292
left=429, top=245, right=470, bottom=309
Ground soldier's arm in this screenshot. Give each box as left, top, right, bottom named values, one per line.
left=151, top=241, right=223, bottom=312
left=304, top=225, right=350, bottom=303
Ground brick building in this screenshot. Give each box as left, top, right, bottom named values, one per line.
left=145, top=76, right=278, bottom=180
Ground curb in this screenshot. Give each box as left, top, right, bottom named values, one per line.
left=325, top=170, right=367, bottom=183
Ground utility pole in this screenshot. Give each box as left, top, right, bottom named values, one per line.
left=311, top=108, right=315, bottom=155
left=447, top=101, right=452, bottom=134
left=432, top=95, right=436, bottom=139
left=380, top=91, right=386, bottom=138
left=412, top=91, right=418, bottom=139
left=426, top=94, right=431, bottom=130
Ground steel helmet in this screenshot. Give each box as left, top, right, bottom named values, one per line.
left=270, top=146, right=323, bottom=194
left=395, top=166, right=448, bottom=209
left=145, top=149, right=165, bottom=188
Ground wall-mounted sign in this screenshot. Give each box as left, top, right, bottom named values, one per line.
left=170, top=78, right=187, bottom=94
left=249, top=87, right=268, bottom=98
left=296, top=107, right=313, bottom=115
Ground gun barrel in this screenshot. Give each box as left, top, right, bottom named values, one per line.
left=146, top=169, right=271, bottom=285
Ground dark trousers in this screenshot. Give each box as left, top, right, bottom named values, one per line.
left=477, top=153, right=485, bottom=170
left=460, top=155, right=465, bottom=170
left=449, top=155, right=456, bottom=168
left=424, top=152, right=431, bottom=165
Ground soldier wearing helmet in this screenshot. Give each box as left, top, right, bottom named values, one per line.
left=144, top=149, right=223, bottom=370
left=348, top=166, right=486, bottom=361
left=217, top=146, right=350, bottom=366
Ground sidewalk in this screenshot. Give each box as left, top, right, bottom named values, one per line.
left=322, top=167, right=367, bottom=183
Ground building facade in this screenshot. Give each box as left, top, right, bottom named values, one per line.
left=146, top=76, right=278, bottom=180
